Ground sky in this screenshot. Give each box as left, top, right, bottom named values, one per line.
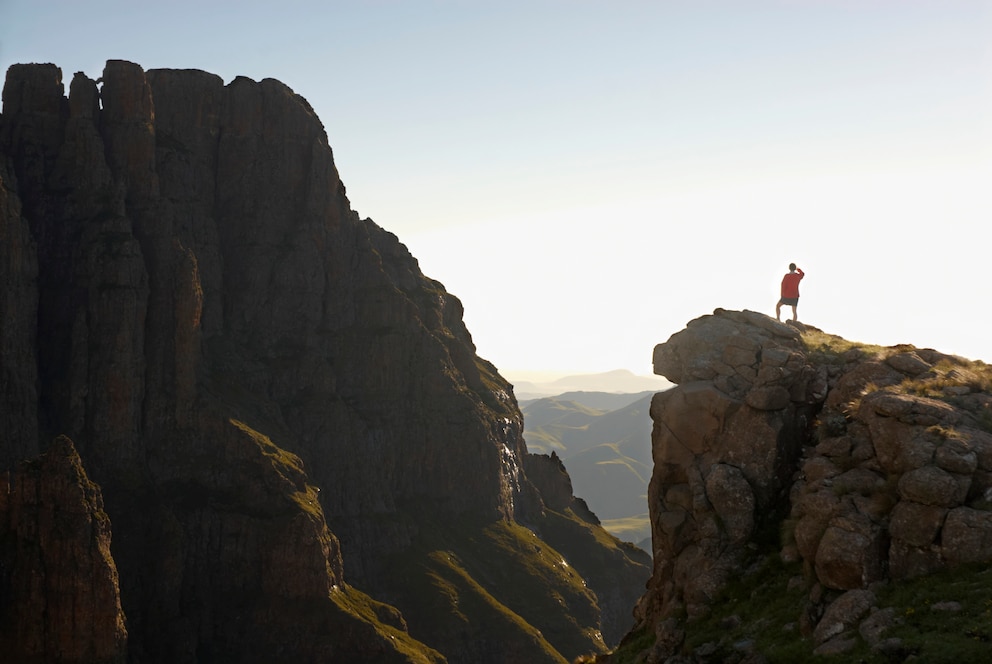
left=2, top=1, right=990, bottom=380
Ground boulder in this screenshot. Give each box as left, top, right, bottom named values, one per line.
left=942, top=507, right=992, bottom=565
left=814, top=514, right=887, bottom=590
left=813, top=589, right=875, bottom=645
left=889, top=501, right=947, bottom=547
left=897, top=465, right=970, bottom=507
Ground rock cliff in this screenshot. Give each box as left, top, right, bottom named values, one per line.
left=0, top=61, right=649, bottom=663
left=611, top=308, right=992, bottom=662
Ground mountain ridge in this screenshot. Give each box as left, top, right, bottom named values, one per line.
left=510, top=369, right=672, bottom=399
left=0, top=60, right=649, bottom=663
left=522, top=391, right=655, bottom=545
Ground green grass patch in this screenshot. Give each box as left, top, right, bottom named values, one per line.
left=229, top=418, right=322, bottom=519
left=329, top=584, right=445, bottom=664
left=680, top=554, right=808, bottom=663
left=379, top=512, right=605, bottom=663
left=607, top=556, right=992, bottom=663
left=849, top=562, right=992, bottom=662
left=801, top=329, right=885, bottom=365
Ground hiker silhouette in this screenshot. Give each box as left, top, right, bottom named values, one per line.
left=776, top=263, right=804, bottom=322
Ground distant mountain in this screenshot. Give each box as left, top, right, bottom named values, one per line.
left=521, top=391, right=663, bottom=548
left=510, top=369, right=672, bottom=400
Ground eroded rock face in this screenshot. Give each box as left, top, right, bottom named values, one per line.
left=0, top=436, right=127, bottom=662
left=1, top=60, right=647, bottom=663
left=639, top=310, right=818, bottom=626
left=631, top=309, right=992, bottom=661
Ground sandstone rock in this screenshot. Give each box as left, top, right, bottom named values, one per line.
left=935, top=438, right=979, bottom=475
left=793, top=488, right=840, bottom=561
left=815, top=434, right=851, bottom=459
left=813, top=588, right=875, bottom=645
left=705, top=463, right=755, bottom=545
left=960, top=427, right=992, bottom=470
left=941, top=507, right=992, bottom=565
left=897, top=465, right=970, bottom=507
left=0, top=436, right=127, bottom=662
left=523, top=451, right=576, bottom=512
left=859, top=606, right=897, bottom=646
left=866, top=392, right=961, bottom=427
left=745, top=385, right=791, bottom=410
left=814, top=522, right=886, bottom=589
left=632, top=308, right=992, bottom=662
left=653, top=309, right=803, bottom=392
left=831, top=467, right=885, bottom=496
left=823, top=360, right=903, bottom=412
left=889, top=501, right=947, bottom=547
left=885, top=351, right=932, bottom=376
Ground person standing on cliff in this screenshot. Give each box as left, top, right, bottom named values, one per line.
left=776, top=263, right=804, bottom=322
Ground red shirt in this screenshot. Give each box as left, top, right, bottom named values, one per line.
left=781, top=269, right=804, bottom=298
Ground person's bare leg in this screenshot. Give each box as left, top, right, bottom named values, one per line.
left=776, top=302, right=782, bottom=321
left=791, top=305, right=798, bottom=321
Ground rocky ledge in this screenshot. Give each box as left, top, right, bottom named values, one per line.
left=617, top=308, right=992, bottom=662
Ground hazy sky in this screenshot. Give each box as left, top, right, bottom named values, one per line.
left=2, top=1, right=990, bottom=379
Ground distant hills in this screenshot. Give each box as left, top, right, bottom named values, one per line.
left=509, top=369, right=672, bottom=400
left=519, top=381, right=670, bottom=551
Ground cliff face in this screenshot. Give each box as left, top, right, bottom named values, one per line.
left=0, top=436, right=127, bottom=662
left=623, top=308, right=992, bottom=661
left=0, top=61, right=649, bottom=663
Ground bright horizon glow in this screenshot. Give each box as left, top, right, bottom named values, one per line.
left=2, top=1, right=990, bottom=378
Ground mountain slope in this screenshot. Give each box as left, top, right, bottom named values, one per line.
left=0, top=60, right=649, bottom=663
left=522, top=392, right=656, bottom=540
left=511, top=370, right=671, bottom=399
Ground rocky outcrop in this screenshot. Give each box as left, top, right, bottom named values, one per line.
left=622, top=308, right=992, bottom=661
left=640, top=310, right=819, bottom=624
left=0, top=61, right=648, bottom=663
left=0, top=436, right=127, bottom=662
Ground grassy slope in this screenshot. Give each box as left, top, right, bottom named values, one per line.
left=522, top=393, right=655, bottom=531
left=610, top=553, right=992, bottom=663
left=380, top=513, right=608, bottom=664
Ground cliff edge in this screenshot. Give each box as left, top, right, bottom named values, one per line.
left=612, top=308, right=992, bottom=662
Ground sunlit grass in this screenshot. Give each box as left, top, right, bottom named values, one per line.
left=800, top=328, right=885, bottom=365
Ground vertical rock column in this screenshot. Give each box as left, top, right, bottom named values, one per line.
left=637, top=310, right=823, bottom=643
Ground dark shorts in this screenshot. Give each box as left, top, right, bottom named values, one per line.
left=778, top=297, right=799, bottom=306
